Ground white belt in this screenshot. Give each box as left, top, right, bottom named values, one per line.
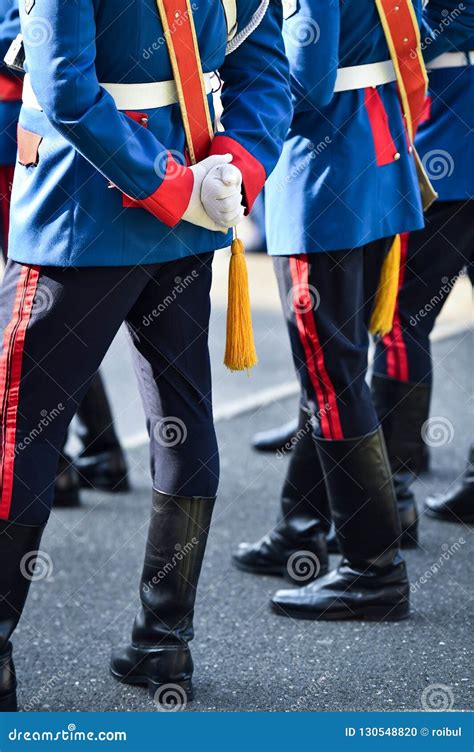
left=427, top=50, right=474, bottom=70
left=23, top=72, right=216, bottom=112
left=334, top=60, right=396, bottom=92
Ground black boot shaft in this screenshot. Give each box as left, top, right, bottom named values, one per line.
left=132, top=491, right=216, bottom=648
left=0, top=520, right=45, bottom=650
left=372, top=374, right=431, bottom=475
left=315, top=428, right=402, bottom=569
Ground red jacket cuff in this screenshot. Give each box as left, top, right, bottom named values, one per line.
left=209, top=135, right=266, bottom=214
left=130, top=152, right=194, bottom=227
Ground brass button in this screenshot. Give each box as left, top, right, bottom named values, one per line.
left=394, top=152, right=401, bottom=161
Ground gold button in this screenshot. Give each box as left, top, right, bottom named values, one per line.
left=403, top=37, right=409, bottom=43
left=394, top=4, right=400, bottom=10
left=408, top=146, right=413, bottom=154
left=394, top=152, right=401, bottom=160
left=140, top=117, right=148, bottom=125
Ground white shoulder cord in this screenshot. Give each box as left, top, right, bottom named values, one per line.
left=225, top=0, right=270, bottom=55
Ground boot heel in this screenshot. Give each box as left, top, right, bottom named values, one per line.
left=362, top=600, right=410, bottom=622
left=148, top=678, right=194, bottom=706
left=0, top=691, right=18, bottom=712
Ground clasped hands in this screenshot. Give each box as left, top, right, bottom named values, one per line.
left=182, top=154, right=245, bottom=232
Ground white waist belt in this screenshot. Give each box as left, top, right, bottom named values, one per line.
left=334, top=60, right=396, bottom=92
left=427, top=50, right=474, bottom=70
left=23, top=72, right=216, bottom=112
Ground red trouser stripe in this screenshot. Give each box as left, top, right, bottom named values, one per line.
left=0, top=165, right=14, bottom=259
left=289, top=256, right=344, bottom=440
left=0, top=264, right=40, bottom=519
left=383, top=232, right=409, bottom=381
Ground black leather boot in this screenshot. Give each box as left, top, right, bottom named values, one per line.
left=53, top=452, right=81, bottom=508
left=271, top=428, right=409, bottom=621
left=74, top=372, right=130, bottom=493
left=110, top=491, right=215, bottom=702
left=234, top=410, right=329, bottom=583
left=251, top=417, right=298, bottom=453
left=0, top=519, right=45, bottom=711
left=425, top=445, right=474, bottom=522
left=372, top=374, right=431, bottom=548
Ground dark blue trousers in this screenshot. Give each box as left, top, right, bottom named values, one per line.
left=273, top=237, right=392, bottom=440
left=374, top=200, right=473, bottom=385
left=0, top=254, right=218, bottom=524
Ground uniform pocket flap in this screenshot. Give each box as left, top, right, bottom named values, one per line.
left=17, top=125, right=42, bottom=167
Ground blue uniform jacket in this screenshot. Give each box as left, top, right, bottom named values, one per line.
left=8, top=0, right=292, bottom=267
left=416, top=0, right=474, bottom=201
left=265, top=0, right=425, bottom=256
left=0, top=0, right=21, bottom=166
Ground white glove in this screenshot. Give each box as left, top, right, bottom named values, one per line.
left=201, top=162, right=245, bottom=228
left=182, top=154, right=234, bottom=232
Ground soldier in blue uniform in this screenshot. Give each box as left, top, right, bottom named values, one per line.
left=0, top=0, right=292, bottom=710
left=0, top=2, right=130, bottom=509
left=234, top=0, right=429, bottom=620
left=373, top=0, right=474, bottom=524
left=0, top=0, right=21, bottom=258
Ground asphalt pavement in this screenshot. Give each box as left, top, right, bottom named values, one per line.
left=14, top=326, right=473, bottom=713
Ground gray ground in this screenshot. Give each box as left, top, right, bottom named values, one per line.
left=14, top=326, right=473, bottom=713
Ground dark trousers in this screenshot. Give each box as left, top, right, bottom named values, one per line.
left=0, top=164, right=14, bottom=260
left=0, top=253, right=218, bottom=524
left=273, top=237, right=392, bottom=439
left=374, top=200, right=473, bottom=385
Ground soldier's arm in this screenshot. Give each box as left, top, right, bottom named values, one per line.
left=209, top=0, right=293, bottom=213
left=20, top=0, right=193, bottom=227
left=422, top=0, right=474, bottom=62
left=0, top=2, right=20, bottom=61
left=281, top=0, right=340, bottom=111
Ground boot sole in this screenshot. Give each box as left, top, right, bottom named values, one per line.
left=271, top=600, right=410, bottom=622
left=233, top=559, right=329, bottom=585
left=0, top=691, right=18, bottom=712
left=110, top=667, right=194, bottom=704
left=425, top=508, right=474, bottom=523
left=232, top=558, right=287, bottom=577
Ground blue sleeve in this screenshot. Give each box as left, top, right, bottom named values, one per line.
left=0, top=1, right=20, bottom=64
left=20, top=0, right=193, bottom=225
left=210, top=0, right=293, bottom=211
left=422, top=0, right=474, bottom=61
left=283, top=0, right=340, bottom=110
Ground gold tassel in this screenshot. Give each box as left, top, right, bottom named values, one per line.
left=369, top=234, right=402, bottom=338
left=224, top=237, right=258, bottom=372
